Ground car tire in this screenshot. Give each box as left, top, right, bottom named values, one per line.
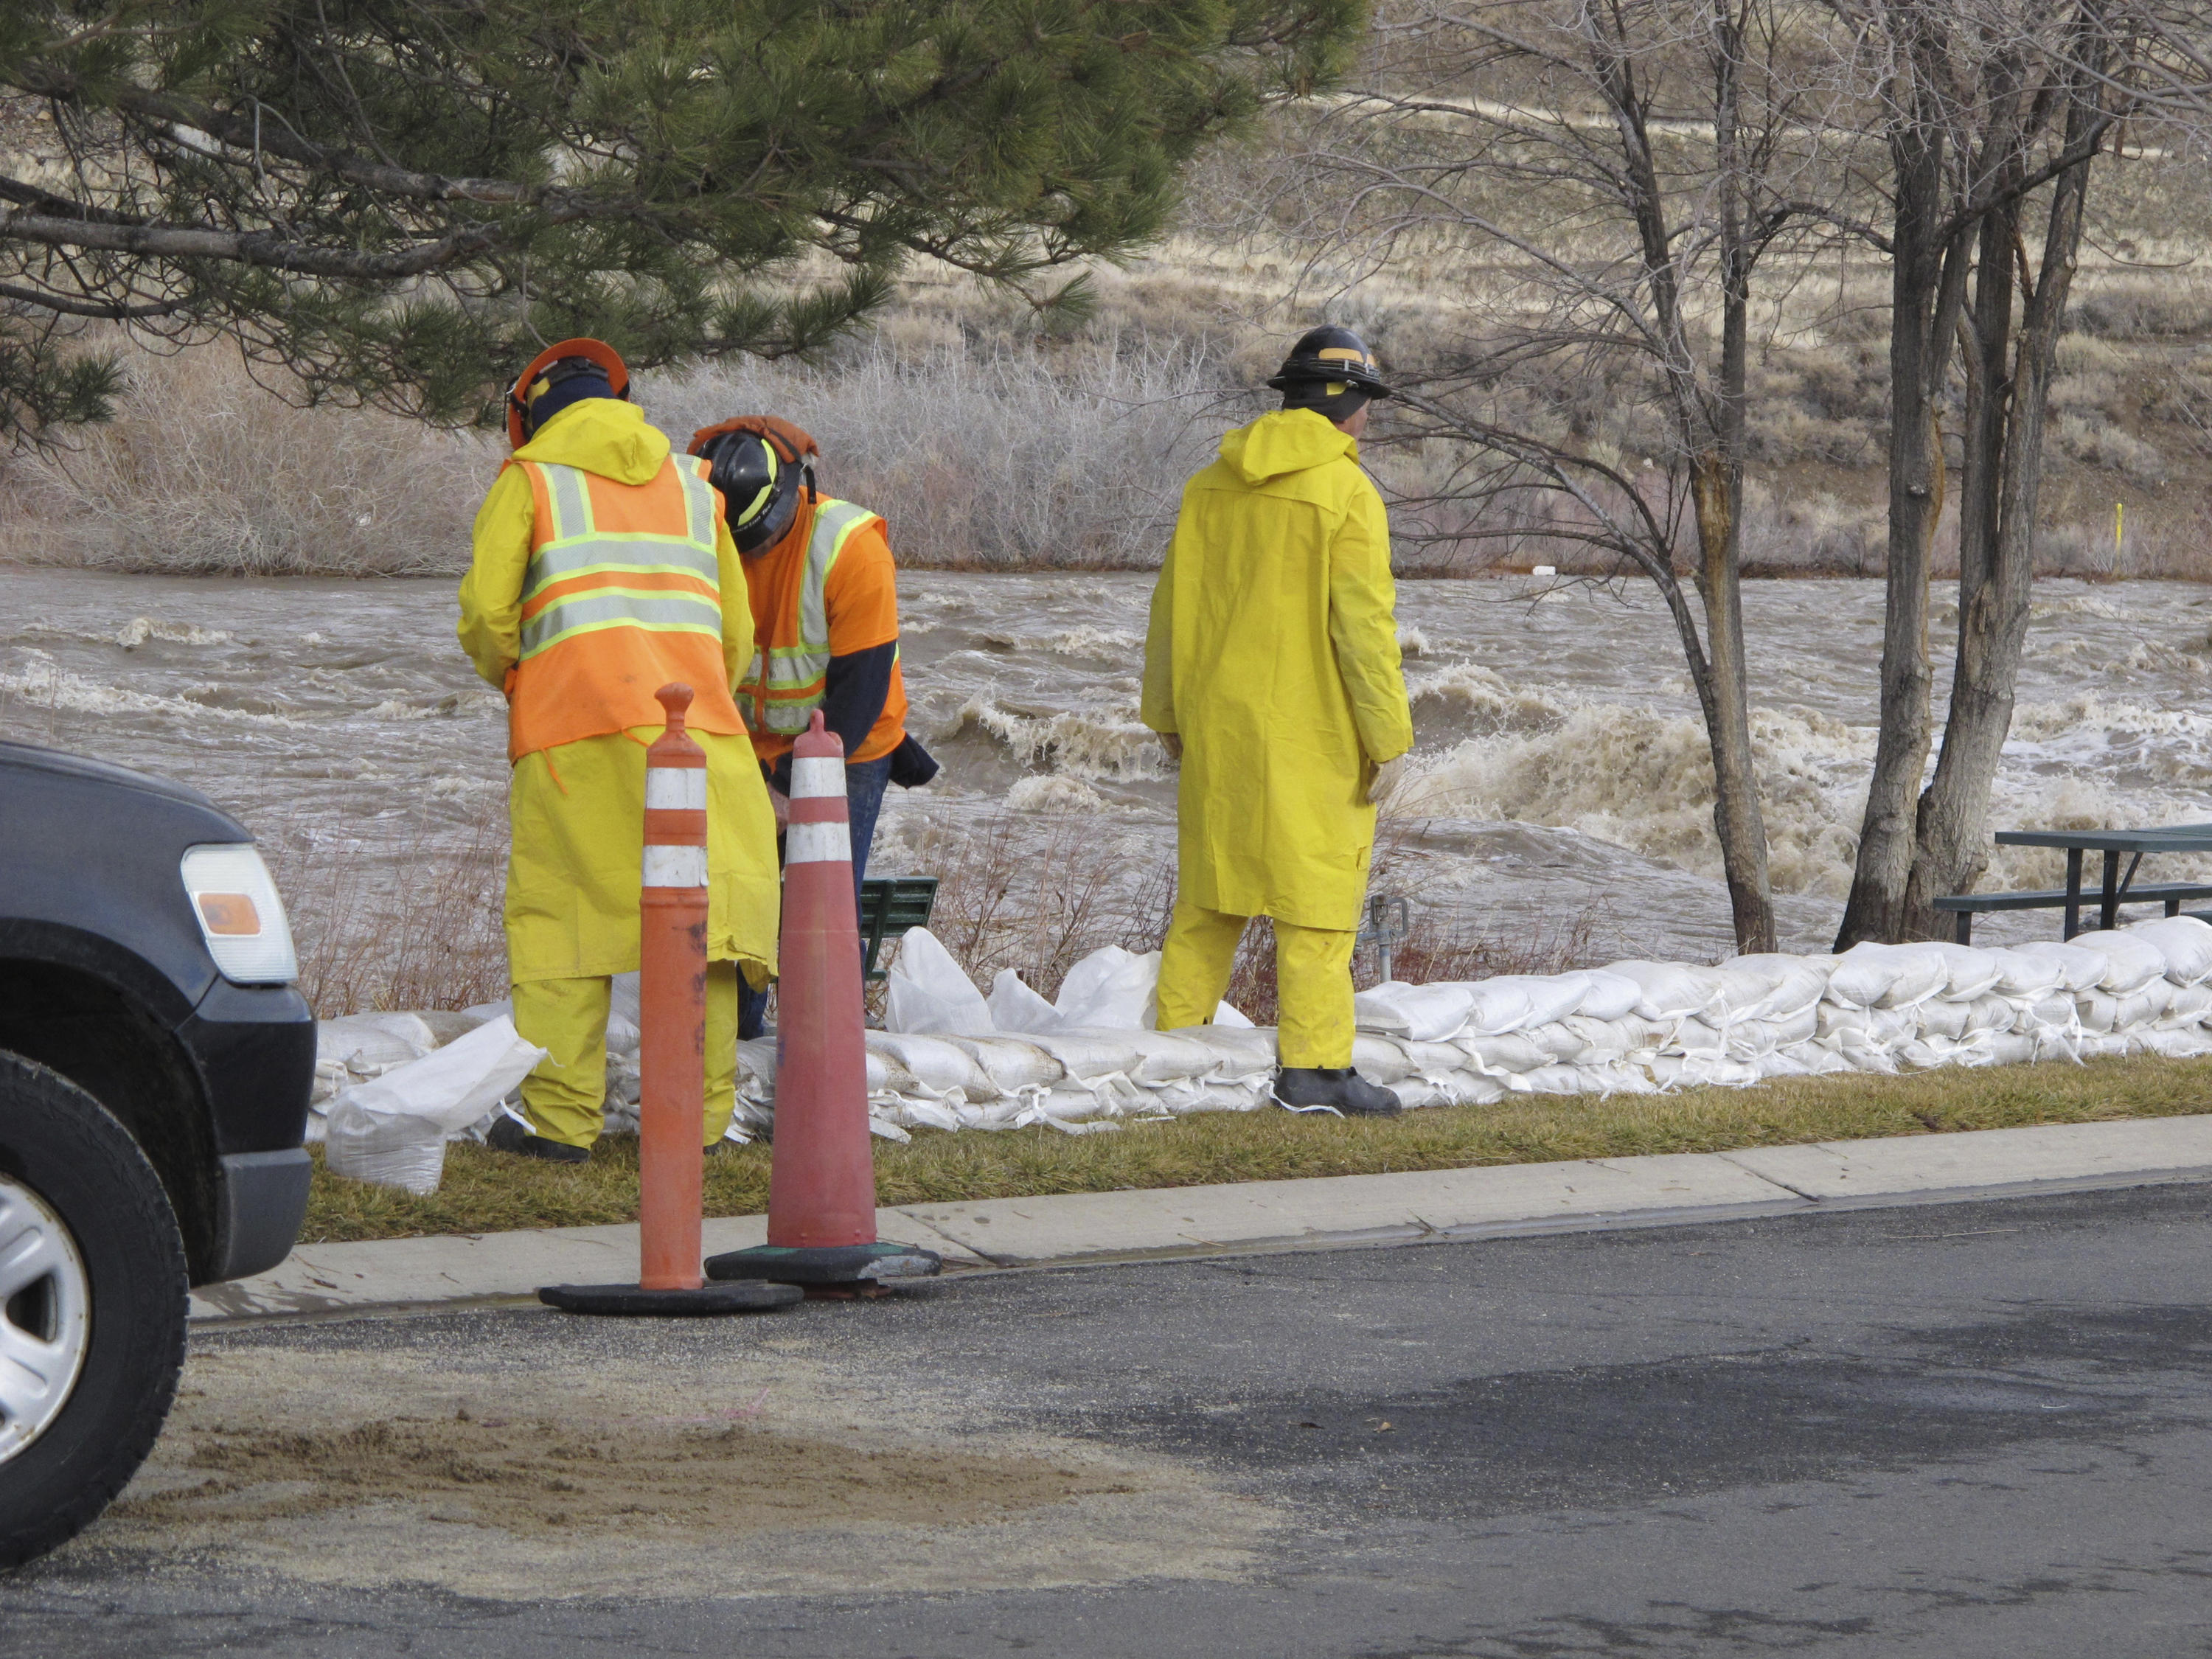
left=0, top=1052, right=187, bottom=1570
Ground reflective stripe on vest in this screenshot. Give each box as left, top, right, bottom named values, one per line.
left=518, top=459, right=721, bottom=662
left=740, top=498, right=877, bottom=734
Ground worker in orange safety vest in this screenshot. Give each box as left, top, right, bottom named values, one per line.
left=686, top=417, right=937, bottom=1040
left=457, top=340, right=781, bottom=1161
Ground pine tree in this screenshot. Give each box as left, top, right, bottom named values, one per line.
left=0, top=0, right=1362, bottom=437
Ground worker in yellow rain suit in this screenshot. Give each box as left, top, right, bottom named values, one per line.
left=1141, top=326, right=1415, bottom=1116
left=458, top=338, right=780, bottom=1162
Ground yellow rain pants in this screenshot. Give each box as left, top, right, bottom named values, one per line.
left=513, top=964, right=741, bottom=1150
left=1155, top=902, right=1357, bottom=1070
left=1141, top=408, right=1412, bottom=933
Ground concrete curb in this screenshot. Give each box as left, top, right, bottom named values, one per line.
left=189, top=1114, right=2212, bottom=1324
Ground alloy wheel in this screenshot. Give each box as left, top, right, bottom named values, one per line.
left=0, top=1173, right=91, bottom=1467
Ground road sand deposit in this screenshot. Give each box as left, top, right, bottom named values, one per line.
left=86, top=1310, right=1279, bottom=1599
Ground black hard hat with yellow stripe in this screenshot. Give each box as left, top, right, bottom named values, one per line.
left=506, top=337, right=631, bottom=450
left=1266, top=324, right=1392, bottom=401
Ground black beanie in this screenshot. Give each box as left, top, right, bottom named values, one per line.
left=521, top=361, right=616, bottom=437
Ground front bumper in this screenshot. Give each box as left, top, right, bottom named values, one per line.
left=211, top=1148, right=313, bottom=1281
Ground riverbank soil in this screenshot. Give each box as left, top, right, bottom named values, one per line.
left=7, top=1181, right=2211, bottom=1655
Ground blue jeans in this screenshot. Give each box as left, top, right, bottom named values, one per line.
left=738, top=754, right=893, bottom=1040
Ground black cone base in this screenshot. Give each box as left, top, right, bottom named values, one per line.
left=706, top=1241, right=943, bottom=1287
left=538, top=1280, right=803, bottom=1316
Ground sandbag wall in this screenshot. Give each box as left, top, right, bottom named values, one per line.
left=734, top=917, right=2212, bottom=1141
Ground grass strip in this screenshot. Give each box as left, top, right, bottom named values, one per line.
left=299, top=1054, right=2212, bottom=1245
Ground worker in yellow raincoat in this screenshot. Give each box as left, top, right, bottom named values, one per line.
left=1141, top=326, right=1414, bottom=1116
left=458, top=339, right=780, bottom=1161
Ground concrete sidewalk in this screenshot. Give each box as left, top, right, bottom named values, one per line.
left=188, top=1113, right=2212, bottom=1324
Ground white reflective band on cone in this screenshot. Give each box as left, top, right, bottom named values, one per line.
left=645, top=769, right=708, bottom=811
left=789, top=756, right=844, bottom=799
left=642, top=845, right=709, bottom=887
left=785, top=821, right=851, bottom=865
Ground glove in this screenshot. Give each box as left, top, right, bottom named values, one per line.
left=1368, top=753, right=1410, bottom=807
left=1160, top=732, right=1183, bottom=762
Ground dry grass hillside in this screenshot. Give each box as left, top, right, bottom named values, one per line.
left=1, top=40, right=2208, bottom=578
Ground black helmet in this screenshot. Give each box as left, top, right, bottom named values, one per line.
left=697, top=429, right=807, bottom=554
left=1266, top=325, right=1391, bottom=400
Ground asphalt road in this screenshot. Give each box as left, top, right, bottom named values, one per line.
left=7, top=1183, right=2212, bottom=1658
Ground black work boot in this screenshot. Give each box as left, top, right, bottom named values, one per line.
left=484, top=1115, right=591, bottom=1164
left=1270, top=1067, right=1402, bottom=1116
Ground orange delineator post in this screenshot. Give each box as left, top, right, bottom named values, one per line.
left=536, top=684, right=799, bottom=1317
left=704, top=709, right=939, bottom=1290
left=765, top=712, right=877, bottom=1248
left=638, top=684, right=709, bottom=1290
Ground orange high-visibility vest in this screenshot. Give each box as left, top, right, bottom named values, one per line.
left=735, top=496, right=884, bottom=737
left=505, top=454, right=747, bottom=761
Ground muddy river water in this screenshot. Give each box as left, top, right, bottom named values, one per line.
left=4, top=566, right=2208, bottom=969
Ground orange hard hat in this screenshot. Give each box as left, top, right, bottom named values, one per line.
left=506, top=337, right=630, bottom=450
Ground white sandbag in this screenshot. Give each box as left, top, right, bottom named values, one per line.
left=1027, top=1027, right=1145, bottom=1083
left=866, top=1030, right=997, bottom=1098
left=1917, top=999, right=1972, bottom=1041
left=865, top=1046, right=918, bottom=1097
left=737, top=1036, right=779, bottom=1096
left=1113, top=1029, right=1225, bottom=1084
left=330, top=1016, right=546, bottom=1136
left=322, top=1107, right=450, bottom=1194
left=1433, top=1071, right=1509, bottom=1106
left=1929, top=942, right=2004, bottom=1001
left=1460, top=980, right=1534, bottom=1035
left=885, top=928, right=994, bottom=1035
left=1354, top=981, right=1476, bottom=1043
left=324, top=1017, right=548, bottom=1192
left=1458, top=1032, right=1553, bottom=1075
left=949, top=1035, right=1065, bottom=1093
left=2114, top=981, right=2176, bottom=1028
left=1826, top=941, right=1946, bottom=1009
left=2126, top=915, right=2212, bottom=986
left=1573, top=970, right=1645, bottom=1023
left=1214, top=1001, right=1256, bottom=1029
left=2013, top=940, right=2115, bottom=995
left=1349, top=1034, right=1418, bottom=1085
left=1985, top=947, right=2067, bottom=999
left=2074, top=990, right=2120, bottom=1034
left=1669, top=1015, right=1727, bottom=1057
left=1054, top=946, right=1161, bottom=1029
left=1492, top=975, right=1594, bottom=1030
left=1977, top=1032, right=2039, bottom=1068
left=2065, top=929, right=2168, bottom=993
left=604, top=1011, right=642, bottom=1059
left=1560, top=1015, right=1632, bottom=1060
left=1523, top=1021, right=1592, bottom=1064
left=1602, top=961, right=1722, bottom=1021
left=988, top=969, right=1064, bottom=1034
left=1579, top=1060, right=1659, bottom=1095
left=1399, top=1037, right=1480, bottom=1078
left=1717, top=954, right=1833, bottom=1022
left=1511, top=1063, right=1596, bottom=1096
left=1387, top=1079, right=1450, bottom=1110
left=1164, top=1025, right=1278, bottom=1077
left=2160, top=983, right=2212, bottom=1026
left=2135, top=1026, right=2212, bottom=1059
left=319, top=1011, right=437, bottom=1066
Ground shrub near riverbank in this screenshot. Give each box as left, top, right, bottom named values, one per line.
left=302, top=1052, right=2212, bottom=1243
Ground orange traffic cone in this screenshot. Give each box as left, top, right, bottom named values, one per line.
left=706, top=711, right=940, bottom=1291
left=541, top=685, right=800, bottom=1318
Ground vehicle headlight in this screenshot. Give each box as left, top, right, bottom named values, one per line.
left=179, top=844, right=299, bottom=985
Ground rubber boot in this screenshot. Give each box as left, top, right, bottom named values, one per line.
left=486, top=1115, right=591, bottom=1164
left=1270, top=1067, right=1402, bottom=1117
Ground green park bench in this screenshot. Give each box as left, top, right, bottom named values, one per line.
left=860, top=877, right=939, bottom=983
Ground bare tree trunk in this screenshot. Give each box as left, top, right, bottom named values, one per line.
left=1693, top=453, right=1777, bottom=950
left=1906, top=63, right=2104, bottom=928
left=1834, top=139, right=1945, bottom=947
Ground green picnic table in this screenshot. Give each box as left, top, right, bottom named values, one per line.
left=1936, top=824, right=2212, bottom=942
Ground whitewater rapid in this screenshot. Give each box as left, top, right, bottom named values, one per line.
left=4, top=566, right=2208, bottom=964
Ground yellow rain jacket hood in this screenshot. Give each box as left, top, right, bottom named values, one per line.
left=1141, top=408, right=1413, bottom=931
left=458, top=397, right=779, bottom=988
